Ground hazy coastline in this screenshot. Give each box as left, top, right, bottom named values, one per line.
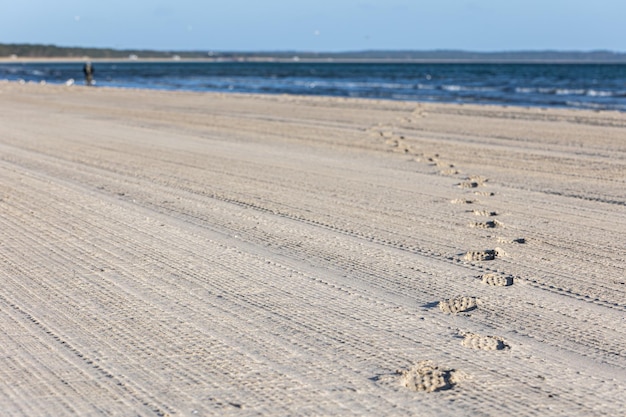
left=2, top=43, right=626, bottom=63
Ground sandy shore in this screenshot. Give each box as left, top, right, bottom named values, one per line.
left=0, top=82, right=625, bottom=416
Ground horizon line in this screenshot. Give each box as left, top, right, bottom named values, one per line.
left=2, top=43, right=626, bottom=55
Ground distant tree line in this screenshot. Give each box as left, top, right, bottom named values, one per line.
left=0, top=43, right=183, bottom=59
left=2, top=43, right=626, bottom=62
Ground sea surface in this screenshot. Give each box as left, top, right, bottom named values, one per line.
left=2, top=61, right=626, bottom=111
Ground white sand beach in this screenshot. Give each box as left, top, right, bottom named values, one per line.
left=0, top=82, right=625, bottom=416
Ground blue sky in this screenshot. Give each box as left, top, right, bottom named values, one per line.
left=1, top=0, right=624, bottom=52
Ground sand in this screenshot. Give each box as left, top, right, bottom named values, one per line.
left=0, top=81, right=625, bottom=416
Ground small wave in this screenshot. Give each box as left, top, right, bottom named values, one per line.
left=441, top=85, right=499, bottom=92
left=555, top=88, right=586, bottom=95
left=289, top=79, right=410, bottom=90
left=565, top=100, right=609, bottom=110
left=586, top=89, right=613, bottom=97
left=517, top=87, right=608, bottom=97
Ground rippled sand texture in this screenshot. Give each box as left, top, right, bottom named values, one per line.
left=1, top=82, right=625, bottom=416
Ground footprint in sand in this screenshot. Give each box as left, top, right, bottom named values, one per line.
left=451, top=198, right=476, bottom=205
left=468, top=220, right=503, bottom=229
left=438, top=296, right=479, bottom=313
left=464, top=247, right=508, bottom=261
left=440, top=168, right=460, bottom=176
left=461, top=333, right=510, bottom=351
left=365, top=124, right=393, bottom=138
left=463, top=250, right=497, bottom=261
left=496, top=237, right=526, bottom=244
left=385, top=137, right=412, bottom=153
left=436, top=160, right=458, bottom=175
left=458, top=176, right=488, bottom=189
left=458, top=181, right=482, bottom=189
left=425, top=155, right=442, bottom=166
left=397, top=361, right=462, bottom=392
left=480, top=273, right=514, bottom=286
left=472, top=209, right=498, bottom=217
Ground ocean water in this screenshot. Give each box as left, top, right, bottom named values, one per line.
left=1, top=61, right=625, bottom=111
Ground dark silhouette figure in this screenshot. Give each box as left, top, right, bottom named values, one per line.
left=83, top=62, right=94, bottom=86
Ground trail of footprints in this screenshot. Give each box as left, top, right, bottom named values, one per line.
left=371, top=110, right=524, bottom=393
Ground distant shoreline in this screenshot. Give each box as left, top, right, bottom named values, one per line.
left=2, top=57, right=626, bottom=64
left=2, top=43, right=626, bottom=64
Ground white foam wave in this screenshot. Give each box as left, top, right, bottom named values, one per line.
left=517, top=87, right=615, bottom=97
left=441, top=85, right=498, bottom=92
left=556, top=89, right=586, bottom=95
left=587, top=90, right=613, bottom=97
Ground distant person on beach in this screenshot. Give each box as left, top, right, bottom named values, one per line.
left=83, top=62, right=94, bottom=86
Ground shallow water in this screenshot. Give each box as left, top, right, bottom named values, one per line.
left=2, top=61, right=625, bottom=111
